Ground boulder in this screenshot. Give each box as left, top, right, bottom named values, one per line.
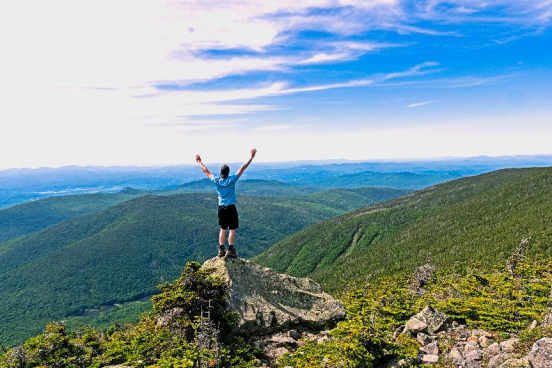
left=488, top=353, right=510, bottom=368
left=484, top=342, right=502, bottom=359
left=405, top=316, right=428, bottom=334
left=421, top=354, right=439, bottom=365
left=465, top=340, right=480, bottom=351
left=479, top=335, right=494, bottom=348
left=498, top=358, right=531, bottom=368
left=465, top=349, right=483, bottom=361
left=500, top=338, right=519, bottom=354
left=288, top=329, right=301, bottom=340
left=417, top=332, right=433, bottom=345
left=527, top=337, right=552, bottom=368
left=202, top=257, right=346, bottom=335
left=420, top=341, right=439, bottom=355
left=408, top=306, right=449, bottom=335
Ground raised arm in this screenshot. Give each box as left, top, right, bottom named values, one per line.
left=195, top=155, right=212, bottom=178
left=236, top=149, right=257, bottom=178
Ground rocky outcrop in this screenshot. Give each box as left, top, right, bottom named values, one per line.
left=526, top=338, right=552, bottom=368
left=405, top=305, right=450, bottom=335
left=201, top=257, right=346, bottom=335
left=395, top=306, right=552, bottom=368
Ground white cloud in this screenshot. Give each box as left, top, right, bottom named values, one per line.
left=0, top=0, right=550, bottom=169
left=405, top=101, right=437, bottom=108
left=255, top=124, right=314, bottom=131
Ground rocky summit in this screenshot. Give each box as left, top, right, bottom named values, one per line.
left=201, top=257, right=346, bottom=335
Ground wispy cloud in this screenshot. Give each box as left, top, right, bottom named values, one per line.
left=255, top=124, right=314, bottom=131
left=405, top=101, right=437, bottom=108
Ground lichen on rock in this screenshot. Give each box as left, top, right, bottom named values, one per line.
left=201, top=257, right=346, bottom=335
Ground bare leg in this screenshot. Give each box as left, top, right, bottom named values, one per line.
left=228, top=230, right=236, bottom=246
left=219, top=228, right=226, bottom=246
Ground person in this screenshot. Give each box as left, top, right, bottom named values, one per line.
left=195, top=149, right=257, bottom=258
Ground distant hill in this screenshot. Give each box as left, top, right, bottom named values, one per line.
left=0, top=187, right=408, bottom=345
left=164, top=178, right=321, bottom=196
left=254, top=167, right=552, bottom=293
left=311, top=170, right=463, bottom=189
left=0, top=192, right=141, bottom=243
left=4, top=155, right=552, bottom=208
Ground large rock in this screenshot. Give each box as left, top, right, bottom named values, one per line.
left=498, top=358, right=531, bottom=368
left=406, top=305, right=449, bottom=335
left=527, top=338, right=552, bottom=368
left=202, top=257, right=346, bottom=335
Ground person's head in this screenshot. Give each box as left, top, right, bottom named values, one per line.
left=220, top=164, right=230, bottom=179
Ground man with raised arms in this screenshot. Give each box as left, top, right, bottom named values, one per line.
left=195, top=149, right=257, bottom=258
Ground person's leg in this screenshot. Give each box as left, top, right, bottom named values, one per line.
left=228, top=230, right=236, bottom=247
left=219, top=228, right=227, bottom=246
left=218, top=228, right=227, bottom=257
left=226, top=229, right=238, bottom=258
left=226, top=205, right=239, bottom=258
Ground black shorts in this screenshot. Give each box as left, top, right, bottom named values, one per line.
left=218, top=204, right=239, bottom=230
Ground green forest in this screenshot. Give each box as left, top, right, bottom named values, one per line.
left=254, top=168, right=552, bottom=293
left=2, top=255, right=552, bottom=367
left=0, top=185, right=407, bottom=346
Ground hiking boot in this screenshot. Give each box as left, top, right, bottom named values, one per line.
left=226, top=248, right=238, bottom=258
left=218, top=247, right=226, bottom=257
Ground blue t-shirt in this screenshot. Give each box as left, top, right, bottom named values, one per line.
left=209, top=174, right=239, bottom=206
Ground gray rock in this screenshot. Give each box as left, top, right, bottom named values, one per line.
left=466, top=360, right=482, bottom=368
left=421, top=354, right=439, bottom=365
left=529, top=320, right=538, bottom=330
left=265, top=346, right=289, bottom=360
left=405, top=316, right=428, bottom=334
left=417, top=332, right=433, bottom=345
left=543, top=309, right=552, bottom=328
left=488, top=353, right=510, bottom=368
left=484, top=342, right=501, bottom=358
left=288, top=329, right=301, bottom=340
left=465, top=340, right=480, bottom=351
left=406, top=305, right=450, bottom=335
left=465, top=349, right=483, bottom=361
left=202, top=257, right=346, bottom=335
left=420, top=341, right=439, bottom=355
left=449, top=347, right=463, bottom=361
left=270, top=333, right=296, bottom=347
left=527, top=337, right=552, bottom=368
left=383, top=357, right=419, bottom=368
left=479, top=335, right=494, bottom=348
left=156, top=307, right=184, bottom=327
left=416, top=305, right=450, bottom=334
left=500, top=338, right=519, bottom=354
left=498, top=358, right=531, bottom=368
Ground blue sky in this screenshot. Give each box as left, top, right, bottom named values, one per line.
left=1, top=0, right=551, bottom=169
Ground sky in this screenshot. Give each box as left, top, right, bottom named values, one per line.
left=1, top=0, right=551, bottom=169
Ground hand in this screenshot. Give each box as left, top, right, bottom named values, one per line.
left=195, top=155, right=201, bottom=163
left=250, top=148, right=257, bottom=158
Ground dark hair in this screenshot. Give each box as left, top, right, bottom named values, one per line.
left=220, top=164, right=230, bottom=179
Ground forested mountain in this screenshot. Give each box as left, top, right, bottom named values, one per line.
left=0, top=192, right=141, bottom=243
left=163, top=179, right=321, bottom=196
left=0, top=187, right=408, bottom=345
left=254, top=167, right=552, bottom=293
left=4, top=155, right=551, bottom=209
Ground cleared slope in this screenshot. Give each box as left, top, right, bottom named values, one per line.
left=254, top=168, right=552, bottom=293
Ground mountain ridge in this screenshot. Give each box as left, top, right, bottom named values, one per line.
left=254, top=167, right=552, bottom=293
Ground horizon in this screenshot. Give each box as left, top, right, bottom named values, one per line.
left=1, top=1, right=551, bottom=170
left=2, top=153, right=552, bottom=172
